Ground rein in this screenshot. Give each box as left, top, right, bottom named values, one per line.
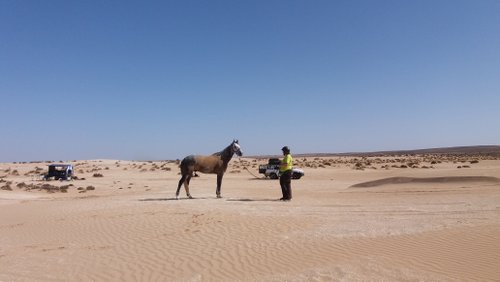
left=244, top=166, right=262, bottom=179
left=238, top=157, right=264, bottom=179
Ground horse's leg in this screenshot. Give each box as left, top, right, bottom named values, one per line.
left=216, top=173, right=223, bottom=198
left=184, top=175, right=193, bottom=199
left=176, top=174, right=186, bottom=200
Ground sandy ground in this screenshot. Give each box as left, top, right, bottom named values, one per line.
left=1, top=155, right=500, bottom=281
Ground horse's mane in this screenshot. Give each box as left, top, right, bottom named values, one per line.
left=212, top=143, right=232, bottom=157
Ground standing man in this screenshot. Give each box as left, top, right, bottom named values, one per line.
left=279, top=146, right=293, bottom=201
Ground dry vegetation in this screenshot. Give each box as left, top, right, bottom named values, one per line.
left=253, top=153, right=495, bottom=172
left=0, top=159, right=182, bottom=194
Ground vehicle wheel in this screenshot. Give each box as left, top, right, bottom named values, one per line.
left=292, top=173, right=302, bottom=179
left=270, top=173, right=279, bottom=179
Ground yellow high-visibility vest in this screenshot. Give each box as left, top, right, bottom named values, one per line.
left=280, top=154, right=293, bottom=172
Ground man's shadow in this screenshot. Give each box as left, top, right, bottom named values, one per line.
left=226, top=198, right=279, bottom=202
left=139, top=197, right=211, bottom=201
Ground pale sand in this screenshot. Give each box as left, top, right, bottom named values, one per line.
left=1, top=157, right=499, bottom=281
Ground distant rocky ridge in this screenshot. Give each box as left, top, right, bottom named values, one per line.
left=254, top=145, right=500, bottom=159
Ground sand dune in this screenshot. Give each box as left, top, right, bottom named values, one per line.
left=1, top=156, right=500, bottom=280
left=351, top=176, right=500, bottom=188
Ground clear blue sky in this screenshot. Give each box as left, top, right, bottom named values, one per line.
left=1, top=0, right=499, bottom=162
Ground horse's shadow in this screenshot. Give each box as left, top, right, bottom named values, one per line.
left=139, top=197, right=278, bottom=202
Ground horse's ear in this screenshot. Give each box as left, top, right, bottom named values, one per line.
left=233, top=139, right=238, bottom=144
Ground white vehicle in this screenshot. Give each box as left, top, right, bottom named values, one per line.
left=258, top=158, right=304, bottom=179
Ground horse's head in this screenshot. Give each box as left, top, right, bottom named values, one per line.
left=232, top=139, right=243, bottom=156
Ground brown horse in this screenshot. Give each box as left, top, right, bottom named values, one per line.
left=176, top=140, right=242, bottom=199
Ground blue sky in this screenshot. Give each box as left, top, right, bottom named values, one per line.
left=1, top=0, right=499, bottom=162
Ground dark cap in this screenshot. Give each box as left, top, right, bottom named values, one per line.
left=281, top=146, right=290, bottom=153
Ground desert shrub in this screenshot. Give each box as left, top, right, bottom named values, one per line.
left=93, top=173, right=103, bottom=177
left=17, top=182, right=73, bottom=193
left=86, top=186, right=95, bottom=190
left=470, top=160, right=479, bottom=164
left=39, top=183, right=61, bottom=193
left=1, top=184, right=12, bottom=191
left=354, top=163, right=365, bottom=170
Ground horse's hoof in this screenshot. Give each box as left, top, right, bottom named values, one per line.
left=188, top=195, right=193, bottom=199
left=216, top=195, right=222, bottom=199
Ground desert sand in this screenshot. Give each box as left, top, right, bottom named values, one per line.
left=1, top=153, right=500, bottom=281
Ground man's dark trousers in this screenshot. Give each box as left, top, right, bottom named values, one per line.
left=279, top=170, right=292, bottom=200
